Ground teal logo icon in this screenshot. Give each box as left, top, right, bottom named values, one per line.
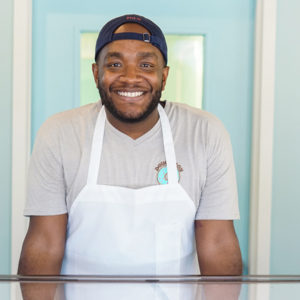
left=155, top=161, right=183, bottom=185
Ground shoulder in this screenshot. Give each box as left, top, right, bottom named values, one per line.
left=164, top=101, right=230, bottom=140
left=40, top=101, right=100, bottom=130
left=35, top=101, right=101, bottom=142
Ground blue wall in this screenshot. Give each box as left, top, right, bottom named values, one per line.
left=271, top=0, right=300, bottom=274
left=0, top=0, right=255, bottom=275
left=31, top=0, right=255, bottom=273
left=0, top=0, right=12, bottom=274
left=3, top=0, right=300, bottom=279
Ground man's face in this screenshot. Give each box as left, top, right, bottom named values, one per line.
left=92, top=24, right=169, bottom=124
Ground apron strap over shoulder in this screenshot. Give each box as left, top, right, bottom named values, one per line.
left=157, top=104, right=178, bottom=185
left=87, top=106, right=106, bottom=185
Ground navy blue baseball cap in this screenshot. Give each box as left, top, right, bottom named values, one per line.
left=95, top=14, right=168, bottom=64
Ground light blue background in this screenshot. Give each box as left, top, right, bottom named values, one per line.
left=270, top=0, right=300, bottom=275
left=3, top=0, right=300, bottom=278
left=30, top=0, right=255, bottom=274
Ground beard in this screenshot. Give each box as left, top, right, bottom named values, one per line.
left=98, top=81, right=162, bottom=124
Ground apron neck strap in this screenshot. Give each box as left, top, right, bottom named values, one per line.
left=157, top=104, right=178, bottom=184
left=87, top=106, right=106, bottom=185
left=87, top=104, right=178, bottom=185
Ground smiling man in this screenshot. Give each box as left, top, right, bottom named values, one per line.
left=18, top=14, right=242, bottom=293
left=93, top=21, right=169, bottom=139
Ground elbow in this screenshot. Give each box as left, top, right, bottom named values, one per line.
left=18, top=240, right=65, bottom=275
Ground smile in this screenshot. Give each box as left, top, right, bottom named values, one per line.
left=117, top=91, right=144, bottom=98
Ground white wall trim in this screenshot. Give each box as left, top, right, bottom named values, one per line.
left=249, top=0, right=277, bottom=276
left=11, top=0, right=32, bottom=297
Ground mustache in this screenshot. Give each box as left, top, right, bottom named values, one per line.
left=97, top=79, right=153, bottom=93
left=108, top=84, right=152, bottom=93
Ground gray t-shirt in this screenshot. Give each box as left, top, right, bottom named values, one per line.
left=25, top=101, right=240, bottom=220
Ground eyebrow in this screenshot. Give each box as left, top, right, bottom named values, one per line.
left=104, top=51, right=158, bottom=60
left=104, top=52, right=123, bottom=60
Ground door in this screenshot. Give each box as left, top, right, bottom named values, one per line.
left=31, top=0, right=255, bottom=273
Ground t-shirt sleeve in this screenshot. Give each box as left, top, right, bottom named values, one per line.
left=24, top=118, right=68, bottom=216
left=195, top=120, right=240, bottom=220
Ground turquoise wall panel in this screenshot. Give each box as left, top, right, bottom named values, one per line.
left=271, top=283, right=300, bottom=300
left=0, top=0, right=13, bottom=275
left=271, top=0, right=300, bottom=274
left=32, top=0, right=255, bottom=273
left=0, top=283, right=10, bottom=299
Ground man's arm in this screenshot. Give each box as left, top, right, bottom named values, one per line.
left=195, top=220, right=242, bottom=275
left=18, top=214, right=68, bottom=300
left=18, top=214, right=68, bottom=275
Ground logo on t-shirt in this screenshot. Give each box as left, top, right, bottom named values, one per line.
left=155, top=161, right=183, bottom=184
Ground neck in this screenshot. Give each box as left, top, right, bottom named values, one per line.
left=105, top=108, right=160, bottom=140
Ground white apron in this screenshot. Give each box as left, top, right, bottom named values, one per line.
left=61, top=104, right=199, bottom=300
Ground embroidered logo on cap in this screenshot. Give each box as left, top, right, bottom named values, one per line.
left=126, top=16, right=142, bottom=21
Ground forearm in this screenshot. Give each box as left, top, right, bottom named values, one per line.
left=18, top=215, right=67, bottom=275
left=18, top=244, right=64, bottom=275
left=18, top=215, right=67, bottom=300
left=198, top=241, right=242, bottom=275
left=202, top=283, right=242, bottom=300
left=195, top=220, right=242, bottom=276
left=18, top=244, right=64, bottom=300
left=197, top=245, right=242, bottom=299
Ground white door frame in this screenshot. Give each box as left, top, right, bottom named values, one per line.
left=11, top=0, right=32, bottom=298
left=247, top=1, right=277, bottom=298
left=11, top=0, right=276, bottom=286
left=249, top=0, right=277, bottom=276
left=11, top=0, right=32, bottom=272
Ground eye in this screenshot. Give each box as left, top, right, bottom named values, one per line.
left=106, top=62, right=122, bottom=68
left=140, top=62, right=155, bottom=70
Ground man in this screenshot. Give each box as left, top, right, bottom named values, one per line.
left=19, top=13, right=241, bottom=285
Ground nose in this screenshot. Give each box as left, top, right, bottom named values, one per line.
left=119, top=65, right=141, bottom=84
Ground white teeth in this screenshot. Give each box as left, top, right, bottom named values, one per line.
left=118, top=91, right=143, bottom=98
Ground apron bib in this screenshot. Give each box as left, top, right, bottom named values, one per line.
left=61, top=104, right=199, bottom=299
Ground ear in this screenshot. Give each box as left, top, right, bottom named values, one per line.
left=92, top=63, right=99, bottom=88
left=161, top=66, right=170, bottom=91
